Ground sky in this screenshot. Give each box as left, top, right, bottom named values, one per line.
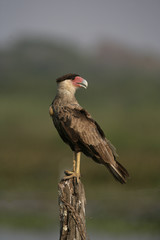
left=0, top=0, right=160, bottom=52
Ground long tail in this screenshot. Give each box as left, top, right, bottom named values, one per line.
left=106, top=161, right=129, bottom=184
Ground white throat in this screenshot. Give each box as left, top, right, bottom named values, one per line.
left=57, top=80, right=77, bottom=102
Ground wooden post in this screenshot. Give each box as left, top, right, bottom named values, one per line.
left=58, top=178, right=87, bottom=240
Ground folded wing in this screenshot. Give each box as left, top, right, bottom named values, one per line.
left=53, top=105, right=129, bottom=183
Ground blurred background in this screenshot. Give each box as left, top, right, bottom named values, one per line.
left=0, top=0, right=160, bottom=239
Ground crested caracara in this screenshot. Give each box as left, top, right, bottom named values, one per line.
left=49, top=73, right=129, bottom=184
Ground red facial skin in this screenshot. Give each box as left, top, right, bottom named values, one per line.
left=72, top=76, right=84, bottom=88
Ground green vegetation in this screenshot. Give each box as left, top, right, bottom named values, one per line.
left=0, top=38, right=160, bottom=234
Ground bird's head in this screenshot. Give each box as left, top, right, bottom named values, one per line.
left=56, top=73, right=88, bottom=95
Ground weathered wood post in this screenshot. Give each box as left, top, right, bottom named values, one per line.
left=58, top=178, right=87, bottom=240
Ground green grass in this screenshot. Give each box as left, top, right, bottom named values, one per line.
left=0, top=210, right=58, bottom=231
left=87, top=218, right=160, bottom=234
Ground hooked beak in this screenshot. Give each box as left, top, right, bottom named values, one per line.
left=78, top=79, right=88, bottom=89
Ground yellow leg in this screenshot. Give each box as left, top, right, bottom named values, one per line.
left=73, top=152, right=76, bottom=172
left=76, top=152, right=81, bottom=175
left=63, top=152, right=81, bottom=183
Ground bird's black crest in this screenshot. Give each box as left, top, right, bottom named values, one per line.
left=56, top=73, right=79, bottom=83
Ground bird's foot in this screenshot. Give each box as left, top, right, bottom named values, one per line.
left=63, top=170, right=80, bottom=183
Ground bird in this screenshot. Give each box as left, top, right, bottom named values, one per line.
left=49, top=73, right=129, bottom=184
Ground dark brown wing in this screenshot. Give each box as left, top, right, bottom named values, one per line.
left=52, top=105, right=129, bottom=183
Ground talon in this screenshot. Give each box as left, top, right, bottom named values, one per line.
left=63, top=170, right=80, bottom=183
left=64, top=170, right=74, bottom=176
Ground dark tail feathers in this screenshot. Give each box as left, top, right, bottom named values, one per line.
left=106, top=161, right=129, bottom=184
